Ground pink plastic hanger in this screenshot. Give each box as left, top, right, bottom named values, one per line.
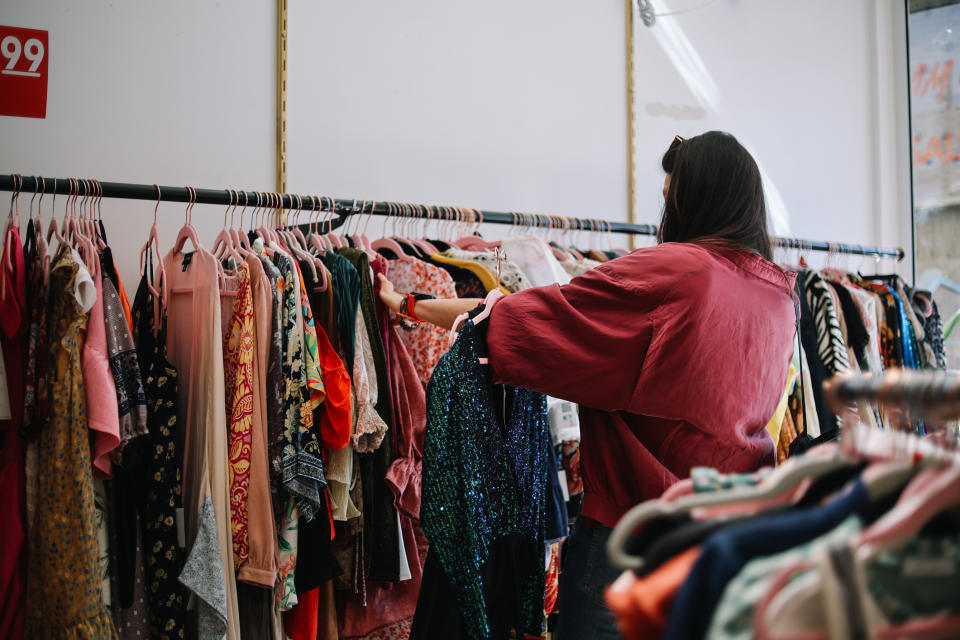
left=407, top=204, right=438, bottom=255
left=83, top=179, right=101, bottom=254
left=414, top=204, right=440, bottom=255
left=326, top=198, right=351, bottom=250
left=173, top=185, right=202, bottom=255
left=454, top=208, right=501, bottom=251
left=449, top=288, right=506, bottom=364
left=32, top=177, right=51, bottom=284
left=1, top=174, right=22, bottom=300
left=344, top=199, right=361, bottom=249
left=355, top=200, right=379, bottom=258
left=46, top=177, right=65, bottom=248
left=291, top=194, right=309, bottom=249
left=282, top=194, right=321, bottom=284
left=60, top=178, right=77, bottom=246
left=212, top=189, right=244, bottom=268
left=277, top=193, right=297, bottom=252
left=371, top=202, right=414, bottom=261
left=300, top=196, right=328, bottom=291
left=176, top=185, right=225, bottom=290
left=285, top=194, right=303, bottom=248
left=255, top=193, right=276, bottom=257
left=260, top=193, right=284, bottom=250
left=70, top=179, right=99, bottom=280
left=308, top=196, right=329, bottom=255
left=397, top=203, right=426, bottom=254
left=91, top=180, right=106, bottom=251
left=266, top=192, right=282, bottom=246
left=249, top=192, right=265, bottom=248
left=316, top=196, right=336, bottom=251
left=254, top=192, right=274, bottom=245
left=232, top=190, right=251, bottom=252
left=139, top=185, right=169, bottom=331
left=859, top=464, right=960, bottom=550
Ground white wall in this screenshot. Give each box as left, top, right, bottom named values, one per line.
left=629, top=0, right=912, bottom=273
left=0, top=0, right=276, bottom=286
left=1, top=0, right=912, bottom=286
left=285, top=0, right=628, bottom=227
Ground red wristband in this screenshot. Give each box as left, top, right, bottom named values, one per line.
left=409, top=293, right=420, bottom=322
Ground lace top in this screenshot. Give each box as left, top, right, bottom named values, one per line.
left=444, top=249, right=533, bottom=293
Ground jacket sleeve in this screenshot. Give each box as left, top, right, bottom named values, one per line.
left=486, top=248, right=671, bottom=412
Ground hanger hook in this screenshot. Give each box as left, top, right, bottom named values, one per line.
left=28, top=175, right=40, bottom=222
left=224, top=189, right=233, bottom=228
left=36, top=176, right=46, bottom=226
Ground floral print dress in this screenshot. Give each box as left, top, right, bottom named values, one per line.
left=222, top=264, right=255, bottom=566
left=27, top=245, right=117, bottom=639
left=274, top=253, right=326, bottom=522
left=387, top=259, right=458, bottom=388
left=132, top=272, right=189, bottom=640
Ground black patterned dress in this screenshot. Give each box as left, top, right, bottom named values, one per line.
left=131, top=274, right=188, bottom=640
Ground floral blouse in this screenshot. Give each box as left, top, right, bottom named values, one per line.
left=388, top=259, right=458, bottom=388
left=293, top=260, right=325, bottom=408
left=274, top=253, right=326, bottom=522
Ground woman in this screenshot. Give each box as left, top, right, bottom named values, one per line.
left=379, top=131, right=797, bottom=638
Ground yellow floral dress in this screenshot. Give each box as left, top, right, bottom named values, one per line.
left=27, top=246, right=117, bottom=639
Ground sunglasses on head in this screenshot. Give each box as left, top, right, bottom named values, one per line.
left=669, top=135, right=684, bottom=151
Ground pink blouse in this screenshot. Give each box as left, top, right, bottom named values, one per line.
left=82, top=270, right=120, bottom=479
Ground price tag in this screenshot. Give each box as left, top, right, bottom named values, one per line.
left=0, top=25, right=49, bottom=119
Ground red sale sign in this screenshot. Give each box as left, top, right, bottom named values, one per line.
left=0, top=25, right=48, bottom=119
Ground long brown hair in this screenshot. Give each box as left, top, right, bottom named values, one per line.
left=659, top=131, right=773, bottom=261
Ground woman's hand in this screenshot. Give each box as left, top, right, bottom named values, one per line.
left=378, top=274, right=404, bottom=312
left=377, top=272, right=482, bottom=331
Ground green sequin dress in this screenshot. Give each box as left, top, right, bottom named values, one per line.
left=418, top=319, right=550, bottom=639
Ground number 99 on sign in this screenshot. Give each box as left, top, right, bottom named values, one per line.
left=2, top=35, right=45, bottom=77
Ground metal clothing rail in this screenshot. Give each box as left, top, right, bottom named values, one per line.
left=0, top=174, right=905, bottom=260
left=827, top=370, right=960, bottom=414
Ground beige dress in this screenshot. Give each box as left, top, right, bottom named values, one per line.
left=163, top=244, right=240, bottom=640
left=238, top=253, right=280, bottom=587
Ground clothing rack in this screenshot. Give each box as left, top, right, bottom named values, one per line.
left=826, top=370, right=960, bottom=417
left=0, top=174, right=906, bottom=260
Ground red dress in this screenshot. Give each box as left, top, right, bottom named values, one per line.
left=0, top=224, right=26, bottom=640
left=487, top=242, right=798, bottom=526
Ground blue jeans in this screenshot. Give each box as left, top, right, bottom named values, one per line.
left=556, top=522, right=623, bottom=640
